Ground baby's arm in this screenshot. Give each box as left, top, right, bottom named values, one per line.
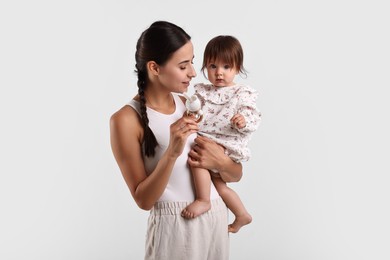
left=236, top=108, right=260, bottom=133
left=235, top=88, right=261, bottom=133
left=231, top=113, right=246, bottom=129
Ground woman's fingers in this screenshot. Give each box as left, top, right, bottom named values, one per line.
left=193, top=135, right=208, bottom=147
left=187, top=156, right=199, bottom=167
left=188, top=148, right=199, bottom=160
left=189, top=136, right=226, bottom=171
left=167, top=116, right=198, bottom=157
left=172, top=117, right=199, bottom=137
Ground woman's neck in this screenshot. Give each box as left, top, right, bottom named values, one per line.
left=144, top=90, right=175, bottom=114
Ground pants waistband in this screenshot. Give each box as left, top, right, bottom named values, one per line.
left=151, top=197, right=226, bottom=216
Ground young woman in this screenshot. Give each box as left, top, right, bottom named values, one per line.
left=110, top=21, right=242, bottom=260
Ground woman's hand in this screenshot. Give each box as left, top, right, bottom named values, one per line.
left=188, top=135, right=243, bottom=182
left=187, top=135, right=225, bottom=170
left=167, top=115, right=199, bottom=158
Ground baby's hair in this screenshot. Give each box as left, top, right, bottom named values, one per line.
left=135, top=21, right=191, bottom=157
left=201, top=35, right=247, bottom=77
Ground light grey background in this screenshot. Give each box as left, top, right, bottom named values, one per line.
left=1, top=0, right=389, bottom=259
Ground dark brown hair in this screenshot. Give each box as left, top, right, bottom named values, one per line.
left=201, top=35, right=247, bottom=77
left=135, top=21, right=191, bottom=157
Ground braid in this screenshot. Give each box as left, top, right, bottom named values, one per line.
left=133, top=21, right=191, bottom=157
left=137, top=70, right=158, bottom=157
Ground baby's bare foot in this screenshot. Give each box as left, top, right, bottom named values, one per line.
left=181, top=200, right=211, bottom=219
left=228, top=213, right=252, bottom=233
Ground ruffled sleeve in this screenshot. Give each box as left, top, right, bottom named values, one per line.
left=236, top=85, right=261, bottom=133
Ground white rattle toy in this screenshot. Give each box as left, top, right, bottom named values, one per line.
left=182, top=93, right=203, bottom=123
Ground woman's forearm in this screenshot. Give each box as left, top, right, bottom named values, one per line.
left=134, top=153, right=177, bottom=210
left=188, top=135, right=243, bottom=182
left=215, top=155, right=243, bottom=183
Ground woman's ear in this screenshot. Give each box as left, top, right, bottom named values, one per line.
left=147, top=61, right=160, bottom=76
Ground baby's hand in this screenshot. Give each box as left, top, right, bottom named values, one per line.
left=231, top=113, right=246, bottom=129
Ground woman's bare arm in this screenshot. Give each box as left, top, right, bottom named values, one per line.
left=110, top=106, right=198, bottom=210
left=187, top=135, right=243, bottom=183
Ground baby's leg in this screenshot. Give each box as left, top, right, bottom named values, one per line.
left=181, top=167, right=211, bottom=219
left=212, top=176, right=252, bottom=233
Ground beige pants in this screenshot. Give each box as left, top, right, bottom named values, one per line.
left=145, top=197, right=229, bottom=260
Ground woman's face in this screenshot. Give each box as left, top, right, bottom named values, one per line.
left=158, top=41, right=196, bottom=93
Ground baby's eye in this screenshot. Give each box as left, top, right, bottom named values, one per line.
left=210, top=64, right=216, bottom=69
left=224, top=65, right=231, bottom=69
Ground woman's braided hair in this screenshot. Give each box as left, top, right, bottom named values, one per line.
left=134, top=21, right=191, bottom=157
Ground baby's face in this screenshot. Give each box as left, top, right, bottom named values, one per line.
left=206, top=60, right=238, bottom=87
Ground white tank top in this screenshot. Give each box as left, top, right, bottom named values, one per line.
left=127, top=93, right=219, bottom=202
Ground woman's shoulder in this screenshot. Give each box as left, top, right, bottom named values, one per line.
left=111, top=104, right=136, bottom=120
left=110, top=102, right=143, bottom=135
left=110, top=103, right=144, bottom=165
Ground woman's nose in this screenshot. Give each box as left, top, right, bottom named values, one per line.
left=189, top=64, right=197, bottom=78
